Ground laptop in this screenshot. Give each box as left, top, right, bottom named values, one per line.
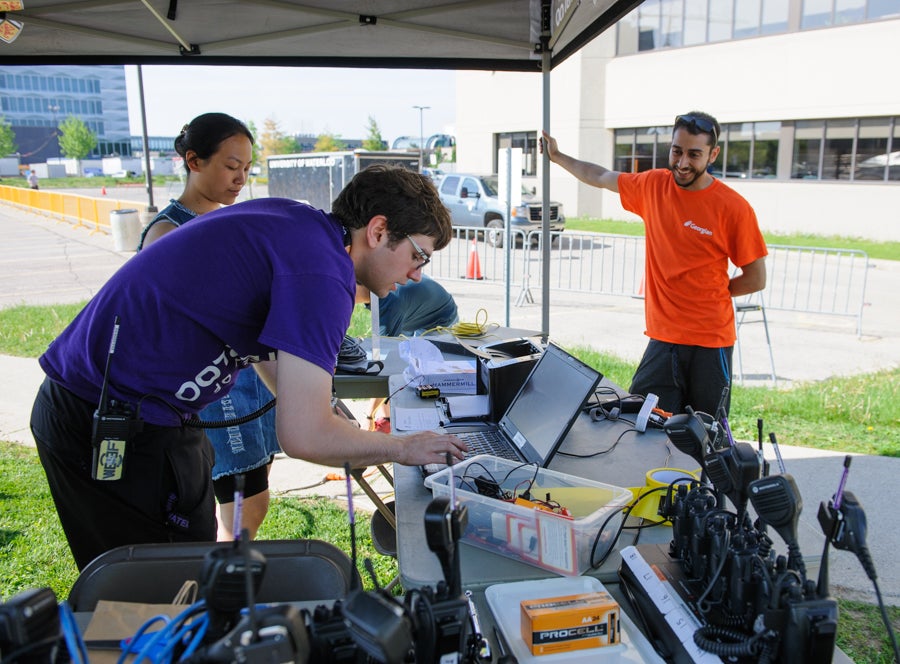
left=422, top=342, right=602, bottom=476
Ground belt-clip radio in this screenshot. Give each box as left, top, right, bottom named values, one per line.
left=91, top=316, right=142, bottom=481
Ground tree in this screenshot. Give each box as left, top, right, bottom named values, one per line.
left=259, top=117, right=289, bottom=171
left=362, top=116, right=386, bottom=151
left=314, top=133, right=347, bottom=152
left=58, top=116, right=97, bottom=175
left=246, top=119, right=261, bottom=168
left=0, top=116, right=17, bottom=157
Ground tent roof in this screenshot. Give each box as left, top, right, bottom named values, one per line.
left=0, top=0, right=640, bottom=70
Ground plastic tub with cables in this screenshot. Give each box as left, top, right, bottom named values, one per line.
left=425, top=455, right=631, bottom=575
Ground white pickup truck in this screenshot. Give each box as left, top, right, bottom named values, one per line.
left=437, top=173, right=565, bottom=247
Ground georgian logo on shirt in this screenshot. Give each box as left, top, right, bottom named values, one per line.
left=684, top=220, right=713, bottom=236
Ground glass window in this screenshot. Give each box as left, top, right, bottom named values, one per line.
left=868, top=0, right=900, bottom=19
left=683, top=0, right=708, bottom=44
left=614, top=129, right=636, bottom=172
left=761, top=0, right=790, bottom=34
left=854, top=117, right=890, bottom=180
left=822, top=119, right=855, bottom=180
left=835, top=0, right=866, bottom=23
left=0, top=74, right=5, bottom=87
left=638, top=0, right=661, bottom=51
left=890, top=120, right=900, bottom=182
left=752, top=121, right=781, bottom=178
left=617, top=7, right=640, bottom=55
left=660, top=0, right=684, bottom=47
left=440, top=175, right=459, bottom=196
left=652, top=126, right=670, bottom=168
left=708, top=1, right=734, bottom=41
left=734, top=0, right=762, bottom=38
left=495, top=131, right=538, bottom=176
left=635, top=129, right=657, bottom=172
left=792, top=120, right=823, bottom=178
left=801, top=0, right=833, bottom=28
left=723, top=123, right=753, bottom=179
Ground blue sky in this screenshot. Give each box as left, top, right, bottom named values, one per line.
left=124, top=65, right=456, bottom=144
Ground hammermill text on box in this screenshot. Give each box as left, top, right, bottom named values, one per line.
left=520, top=591, right=620, bottom=656
left=412, top=359, right=477, bottom=394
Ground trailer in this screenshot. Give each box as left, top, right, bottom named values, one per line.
left=267, top=150, right=421, bottom=210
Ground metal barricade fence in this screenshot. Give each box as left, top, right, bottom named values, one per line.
left=431, top=228, right=869, bottom=335
left=764, top=245, right=869, bottom=336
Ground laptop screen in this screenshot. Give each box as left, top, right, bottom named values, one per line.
left=497, top=343, right=602, bottom=465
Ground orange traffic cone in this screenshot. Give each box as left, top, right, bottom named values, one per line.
left=465, top=238, right=484, bottom=280
left=633, top=276, right=645, bottom=299
left=101, top=186, right=107, bottom=196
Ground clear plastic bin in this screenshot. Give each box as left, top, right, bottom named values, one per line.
left=425, top=455, right=632, bottom=575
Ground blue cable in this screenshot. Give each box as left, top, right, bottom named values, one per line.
left=58, top=600, right=90, bottom=664
left=118, top=600, right=209, bottom=664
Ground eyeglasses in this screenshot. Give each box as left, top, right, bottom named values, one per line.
left=406, top=235, right=431, bottom=269
left=675, top=114, right=718, bottom=144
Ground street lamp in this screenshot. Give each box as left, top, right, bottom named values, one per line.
left=47, top=104, right=60, bottom=160
left=412, top=105, right=430, bottom=172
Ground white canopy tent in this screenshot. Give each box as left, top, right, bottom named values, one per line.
left=0, top=0, right=644, bottom=335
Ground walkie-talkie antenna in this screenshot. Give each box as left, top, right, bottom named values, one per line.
left=97, top=316, right=120, bottom=416
left=232, top=474, right=245, bottom=543
left=344, top=461, right=359, bottom=591
left=769, top=432, right=787, bottom=475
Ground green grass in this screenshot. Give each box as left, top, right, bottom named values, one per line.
left=565, top=217, right=900, bottom=262
left=0, top=440, right=397, bottom=604
left=0, top=302, right=86, bottom=357
left=565, top=346, right=900, bottom=457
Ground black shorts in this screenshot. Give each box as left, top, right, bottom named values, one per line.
left=629, top=340, right=733, bottom=416
left=213, top=459, right=274, bottom=504
left=30, top=377, right=217, bottom=570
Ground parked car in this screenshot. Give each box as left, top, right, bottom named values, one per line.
left=437, top=173, right=565, bottom=247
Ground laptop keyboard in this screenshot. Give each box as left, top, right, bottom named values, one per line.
left=457, top=430, right=521, bottom=462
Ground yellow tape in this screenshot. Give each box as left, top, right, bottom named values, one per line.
left=626, top=467, right=700, bottom=524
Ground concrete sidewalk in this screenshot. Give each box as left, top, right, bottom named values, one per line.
left=1, top=202, right=899, bottom=606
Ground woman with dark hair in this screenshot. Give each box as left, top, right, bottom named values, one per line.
left=138, top=113, right=278, bottom=541
left=138, top=112, right=254, bottom=249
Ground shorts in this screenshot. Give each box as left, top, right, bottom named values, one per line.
left=201, top=369, right=280, bottom=481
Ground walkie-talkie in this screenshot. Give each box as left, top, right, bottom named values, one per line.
left=91, top=316, right=142, bottom=480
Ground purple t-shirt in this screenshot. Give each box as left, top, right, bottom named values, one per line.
left=39, top=198, right=355, bottom=426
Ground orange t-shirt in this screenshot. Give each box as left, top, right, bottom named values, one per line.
left=618, top=169, right=767, bottom=347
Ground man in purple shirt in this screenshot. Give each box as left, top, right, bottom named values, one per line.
left=30, top=164, right=468, bottom=570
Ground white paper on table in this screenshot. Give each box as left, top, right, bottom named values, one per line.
left=446, top=395, right=490, bottom=419
left=393, top=406, right=442, bottom=431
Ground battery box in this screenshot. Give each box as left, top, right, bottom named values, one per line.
left=520, top=590, right=620, bottom=656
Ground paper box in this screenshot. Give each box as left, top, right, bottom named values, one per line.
left=521, top=590, right=620, bottom=655
left=411, top=358, right=478, bottom=394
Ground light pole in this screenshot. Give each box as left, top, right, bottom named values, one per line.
left=412, top=105, right=430, bottom=172
left=48, top=104, right=60, bottom=160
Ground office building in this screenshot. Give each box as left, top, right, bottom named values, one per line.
left=455, top=1, right=900, bottom=241
left=0, top=65, right=131, bottom=161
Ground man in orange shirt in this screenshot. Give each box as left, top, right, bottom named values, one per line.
left=542, top=112, right=767, bottom=416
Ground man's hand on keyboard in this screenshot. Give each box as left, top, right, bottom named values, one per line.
left=398, top=430, right=468, bottom=467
